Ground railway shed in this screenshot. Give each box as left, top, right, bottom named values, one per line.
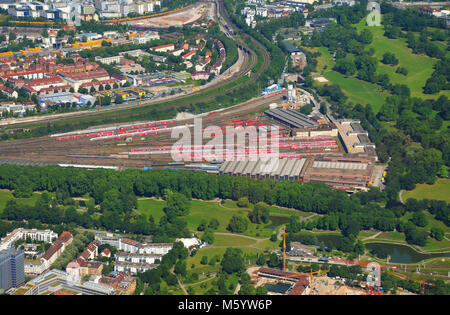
left=264, top=108, right=318, bottom=129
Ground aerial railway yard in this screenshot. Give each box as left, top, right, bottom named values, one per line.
left=0, top=0, right=381, bottom=192
left=0, top=88, right=381, bottom=192
left=0, top=93, right=288, bottom=169
left=0, top=0, right=268, bottom=129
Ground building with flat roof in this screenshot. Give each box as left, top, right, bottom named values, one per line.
left=115, top=251, right=162, bottom=265
left=11, top=269, right=118, bottom=295
left=114, top=261, right=158, bottom=274
left=219, top=153, right=376, bottom=190
left=220, top=158, right=307, bottom=181
left=265, top=108, right=319, bottom=129
left=334, top=119, right=377, bottom=159
left=38, top=92, right=96, bottom=108
left=0, top=247, right=24, bottom=291
left=95, top=232, right=173, bottom=255
left=300, top=153, right=375, bottom=189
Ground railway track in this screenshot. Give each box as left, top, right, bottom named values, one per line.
left=0, top=0, right=271, bottom=130
left=0, top=93, right=285, bottom=167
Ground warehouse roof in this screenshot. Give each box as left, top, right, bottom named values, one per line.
left=282, top=41, right=303, bottom=54
left=265, top=109, right=318, bottom=129
left=220, top=158, right=307, bottom=179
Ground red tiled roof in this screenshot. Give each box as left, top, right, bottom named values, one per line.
left=29, top=76, right=63, bottom=86
left=151, top=43, right=175, bottom=50
left=1, top=70, right=48, bottom=78
left=80, top=78, right=118, bottom=88
left=38, top=85, right=71, bottom=93
left=287, top=276, right=309, bottom=295
left=182, top=50, right=195, bottom=59
left=42, top=231, right=73, bottom=261
left=60, top=69, right=109, bottom=81
left=80, top=250, right=90, bottom=260
left=42, top=242, right=62, bottom=261
left=3, top=86, right=15, bottom=94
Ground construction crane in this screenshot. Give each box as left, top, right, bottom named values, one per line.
left=98, top=95, right=101, bottom=111
left=388, top=271, right=436, bottom=295
left=283, top=225, right=286, bottom=272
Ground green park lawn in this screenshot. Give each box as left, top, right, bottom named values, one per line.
left=302, top=15, right=450, bottom=114
left=196, top=232, right=258, bottom=247
left=400, top=210, right=449, bottom=232
left=221, top=199, right=312, bottom=218
left=401, top=178, right=450, bottom=203
left=0, top=190, right=47, bottom=214
left=355, top=20, right=450, bottom=100
left=322, top=71, right=389, bottom=112
left=370, top=231, right=406, bottom=243
left=137, top=199, right=290, bottom=239
left=137, top=198, right=166, bottom=222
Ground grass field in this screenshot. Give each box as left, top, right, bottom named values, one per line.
left=401, top=178, right=450, bottom=203
left=0, top=190, right=46, bottom=214
left=136, top=198, right=290, bottom=238
left=196, top=232, right=258, bottom=247
left=137, top=198, right=167, bottom=222
left=221, top=199, right=312, bottom=218
left=355, top=19, right=450, bottom=101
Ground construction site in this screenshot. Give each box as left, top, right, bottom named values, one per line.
left=126, top=3, right=211, bottom=28
left=248, top=267, right=366, bottom=295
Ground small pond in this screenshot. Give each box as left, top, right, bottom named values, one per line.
left=365, top=242, right=450, bottom=264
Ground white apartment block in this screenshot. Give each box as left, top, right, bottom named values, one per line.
left=115, top=252, right=162, bottom=265
left=95, top=55, right=124, bottom=65
left=114, top=261, right=157, bottom=274
left=132, top=33, right=160, bottom=44
left=139, top=243, right=172, bottom=255
left=0, top=228, right=58, bottom=251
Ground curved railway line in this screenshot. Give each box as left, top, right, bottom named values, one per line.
left=1, top=0, right=271, bottom=129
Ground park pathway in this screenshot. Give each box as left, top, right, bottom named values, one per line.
left=361, top=231, right=382, bottom=241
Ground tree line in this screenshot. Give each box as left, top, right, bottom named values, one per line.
left=0, top=164, right=448, bottom=247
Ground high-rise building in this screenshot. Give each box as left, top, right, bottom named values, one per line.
left=0, top=247, right=25, bottom=291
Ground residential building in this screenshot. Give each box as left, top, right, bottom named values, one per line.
left=100, top=248, right=111, bottom=258
left=182, top=50, right=196, bottom=60
left=114, top=261, right=157, bottom=274
left=115, top=251, right=162, bottom=265
left=95, top=55, right=124, bottom=65
left=41, top=231, right=73, bottom=269
left=2, top=87, right=18, bottom=98
left=59, top=69, right=111, bottom=90
left=150, top=43, right=175, bottom=53
left=66, top=258, right=103, bottom=279
left=191, top=71, right=210, bottom=80
left=0, top=228, right=57, bottom=251
left=95, top=232, right=173, bottom=255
